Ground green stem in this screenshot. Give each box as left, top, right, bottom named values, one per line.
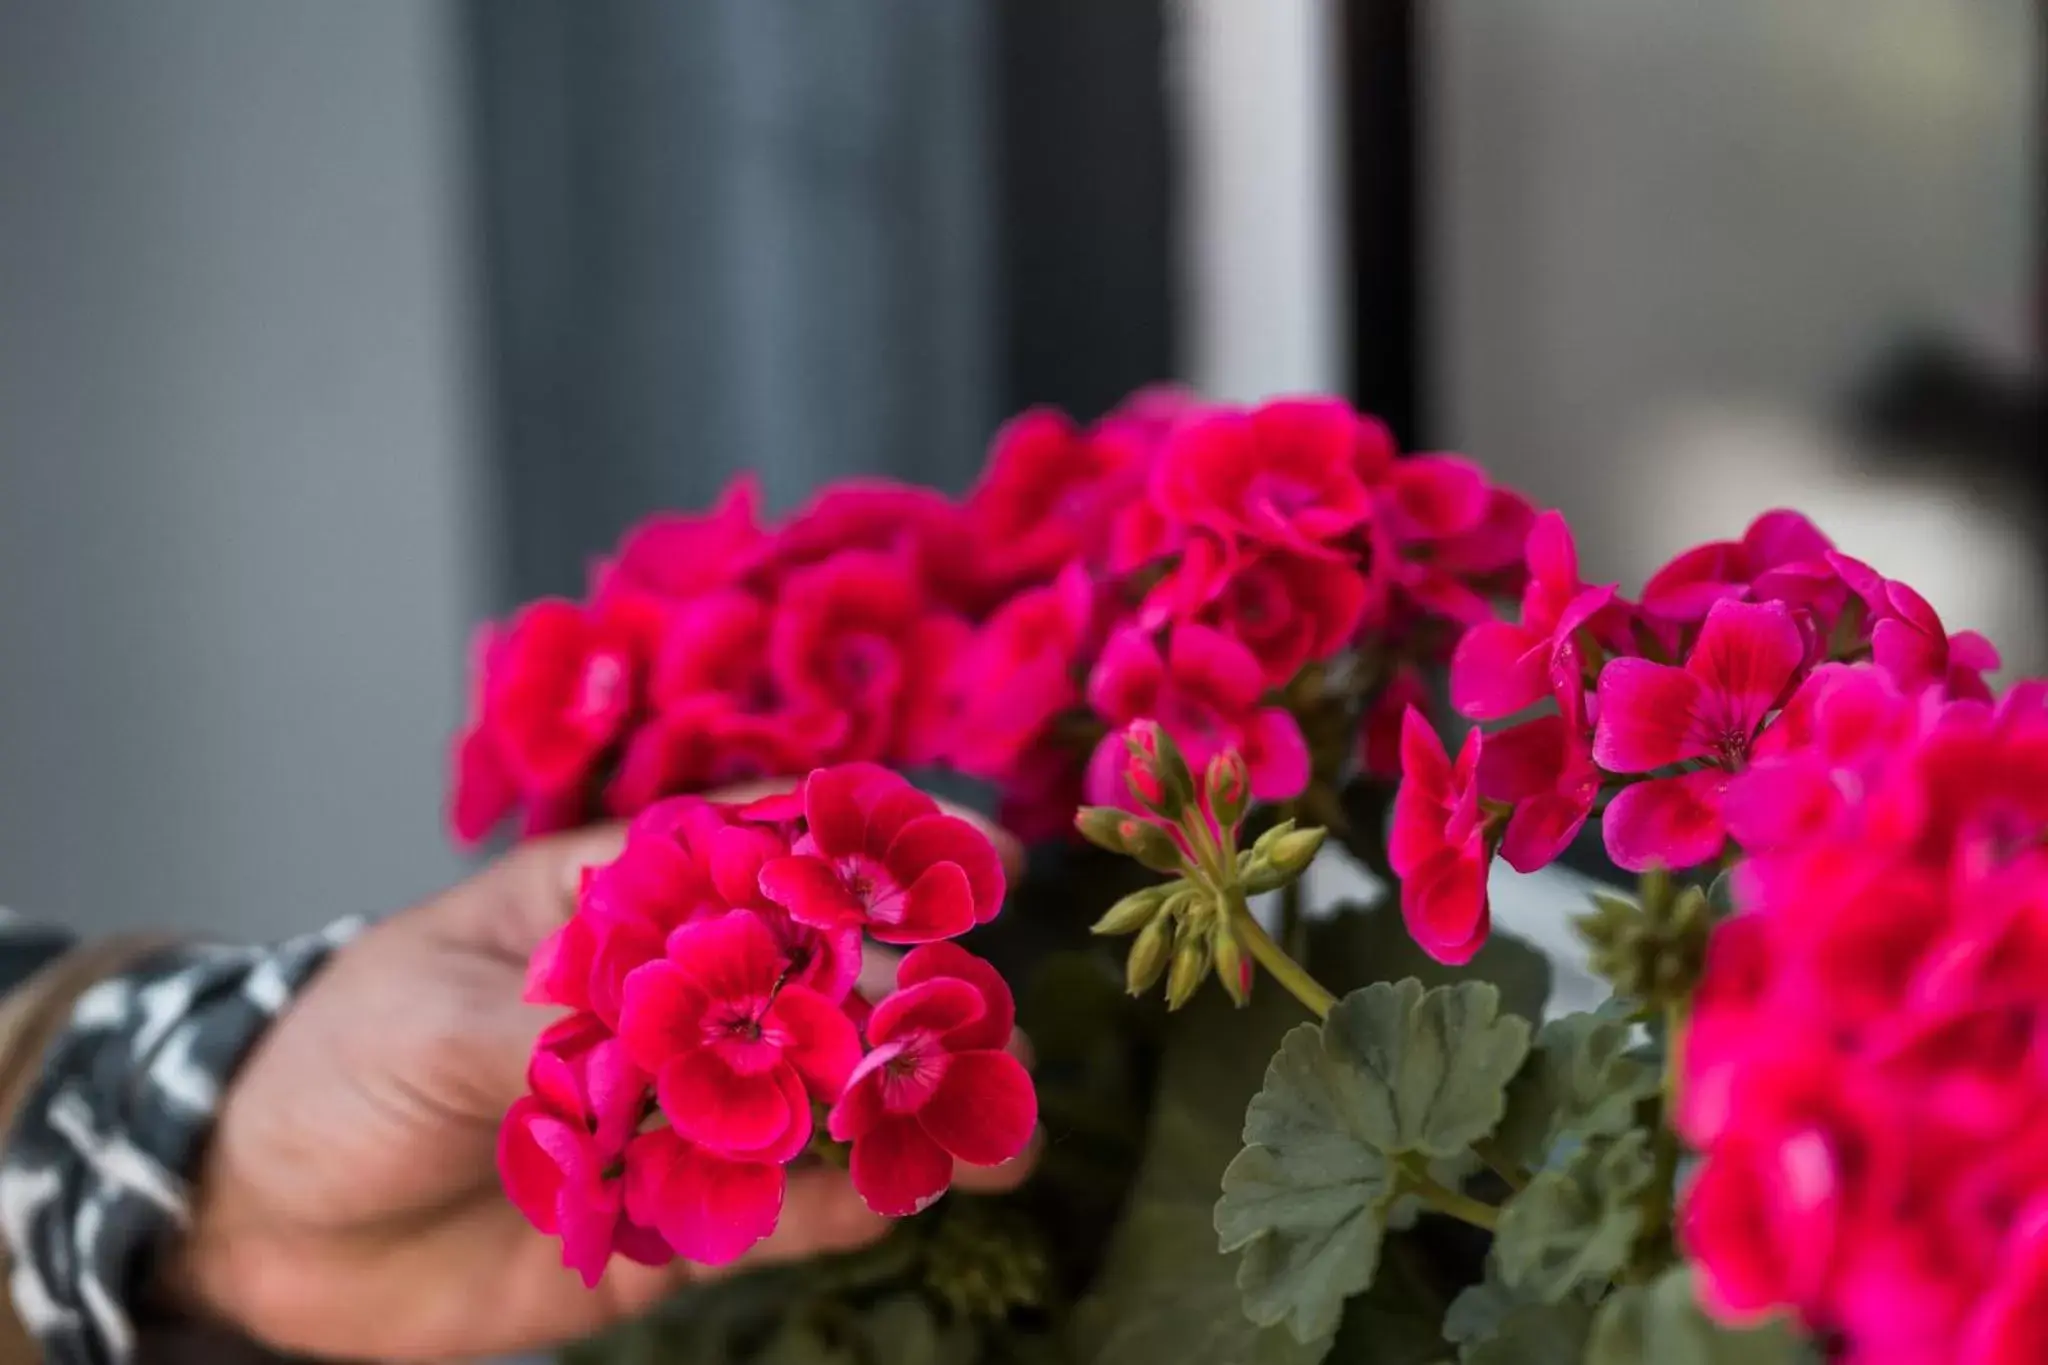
left=1641, top=999, right=1690, bottom=1253
left=1407, top=1172, right=1501, bottom=1233
left=1230, top=896, right=1338, bottom=1020
left=1472, top=1136, right=1529, bottom=1193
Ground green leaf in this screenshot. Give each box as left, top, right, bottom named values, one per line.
left=1457, top=1299, right=1597, bottom=1365
left=1441, top=1261, right=1516, bottom=1346
left=1213, top=981, right=1531, bottom=1344
left=1073, top=987, right=1334, bottom=1365
left=1494, top=1131, right=1655, bottom=1303
left=1494, top=1012, right=1660, bottom=1170
left=1310, top=900, right=1553, bottom=1024
left=1586, top=1268, right=1812, bottom=1365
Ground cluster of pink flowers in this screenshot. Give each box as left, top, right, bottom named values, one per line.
left=498, top=764, right=1034, bottom=1283
left=1390, top=508, right=1999, bottom=962
left=451, top=388, right=1530, bottom=846
left=1678, top=670, right=2048, bottom=1365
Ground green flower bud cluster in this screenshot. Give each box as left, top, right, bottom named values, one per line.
left=1573, top=867, right=1715, bottom=1010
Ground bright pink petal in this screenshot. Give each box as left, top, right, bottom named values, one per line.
left=1686, top=600, right=1804, bottom=734
left=1449, top=621, right=1548, bottom=721
left=1524, top=510, right=1579, bottom=591
left=1952, top=629, right=2001, bottom=672
left=898, top=942, right=1016, bottom=1053
left=765, top=985, right=865, bottom=1100
left=656, top=1050, right=798, bottom=1156
left=1396, top=706, right=1451, bottom=799
left=1167, top=624, right=1265, bottom=712
left=1498, top=792, right=1593, bottom=874
left=860, top=779, right=942, bottom=856
left=884, top=814, right=1006, bottom=925
left=849, top=1115, right=955, bottom=1216
left=757, top=854, right=867, bottom=928
left=801, top=765, right=869, bottom=857
left=1594, top=658, right=1708, bottom=772
left=1602, top=772, right=1728, bottom=872
left=662, top=909, right=785, bottom=1001
left=877, top=861, right=977, bottom=944
left=827, top=1067, right=886, bottom=1142
left=616, top=959, right=708, bottom=1075
left=498, top=1100, right=573, bottom=1234
left=706, top=824, right=785, bottom=908
left=1086, top=627, right=1166, bottom=721
left=1476, top=714, right=1571, bottom=804
left=1400, top=845, right=1490, bottom=965
left=866, top=978, right=986, bottom=1046
left=624, top=1128, right=785, bottom=1267
left=918, top=1050, right=1037, bottom=1167
left=1242, top=707, right=1312, bottom=801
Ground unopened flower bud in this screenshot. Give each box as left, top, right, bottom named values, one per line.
left=1165, top=921, right=1212, bottom=1011
left=1093, top=884, right=1171, bottom=937
left=1075, top=805, right=1132, bottom=854
left=1259, top=824, right=1327, bottom=880
left=1213, top=924, right=1252, bottom=1007
left=1204, top=749, right=1252, bottom=830
left=1121, top=818, right=1186, bottom=875
left=1123, top=720, right=1196, bottom=820
left=1126, top=912, right=1174, bottom=996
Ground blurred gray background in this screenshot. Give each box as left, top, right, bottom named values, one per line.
left=0, top=0, right=2039, bottom=942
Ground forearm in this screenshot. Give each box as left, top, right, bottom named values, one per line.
left=0, top=918, right=358, bottom=1364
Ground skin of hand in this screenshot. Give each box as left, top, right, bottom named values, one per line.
left=164, top=798, right=1033, bottom=1361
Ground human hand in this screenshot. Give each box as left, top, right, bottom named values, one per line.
left=165, top=799, right=1032, bottom=1361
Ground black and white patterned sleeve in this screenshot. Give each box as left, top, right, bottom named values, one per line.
left=0, top=916, right=363, bottom=1364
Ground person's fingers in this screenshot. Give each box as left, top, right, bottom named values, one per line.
left=949, top=1128, right=1042, bottom=1194
left=442, top=823, right=630, bottom=963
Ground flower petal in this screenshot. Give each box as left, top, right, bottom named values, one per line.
left=849, top=1115, right=955, bottom=1217
left=1242, top=707, right=1312, bottom=802
left=884, top=814, right=1006, bottom=925
left=1400, top=844, right=1490, bottom=965
left=757, top=854, right=867, bottom=928
left=657, top=1050, right=797, bottom=1156
left=897, top=942, right=1016, bottom=1053
left=1499, top=792, right=1593, bottom=874
left=661, top=909, right=785, bottom=1001
left=1602, top=771, right=1729, bottom=872
left=766, top=985, right=864, bottom=1101
left=875, top=861, right=977, bottom=945
left=1594, top=658, right=1709, bottom=772
left=1686, top=600, right=1805, bottom=734
left=1167, top=623, right=1265, bottom=712
left=801, top=764, right=868, bottom=856
left=827, top=1065, right=888, bottom=1142
left=1448, top=621, right=1548, bottom=721
left=1085, top=627, right=1165, bottom=721
left=918, top=1050, right=1037, bottom=1167
left=866, top=978, right=986, bottom=1047
left=617, top=959, right=709, bottom=1075
left=624, top=1128, right=785, bottom=1267
left=1475, top=715, right=1571, bottom=804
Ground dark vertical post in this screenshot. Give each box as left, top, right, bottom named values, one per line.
left=1338, top=0, right=1427, bottom=446
left=992, top=0, right=1177, bottom=421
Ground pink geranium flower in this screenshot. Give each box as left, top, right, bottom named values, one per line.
left=946, top=566, right=1095, bottom=779
left=618, top=910, right=862, bottom=1161
left=1594, top=599, right=1807, bottom=870
left=966, top=407, right=1143, bottom=587
left=452, top=600, right=640, bottom=841
left=1640, top=509, right=1835, bottom=623
left=1357, top=666, right=1430, bottom=780
left=757, top=766, right=1007, bottom=943
left=768, top=551, right=967, bottom=763
left=1855, top=569, right=2001, bottom=703
left=607, top=699, right=826, bottom=815
left=1476, top=712, right=1600, bottom=873
left=1142, top=533, right=1372, bottom=687
left=497, top=1024, right=670, bottom=1286
left=1081, top=625, right=1310, bottom=808
left=1151, top=398, right=1377, bottom=556
left=1388, top=708, right=1492, bottom=964
left=1449, top=510, right=1619, bottom=720
left=828, top=943, right=1036, bottom=1216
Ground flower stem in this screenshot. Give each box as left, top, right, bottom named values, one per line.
left=1406, top=1171, right=1500, bottom=1232
left=1230, top=895, right=1338, bottom=1020
left=1641, top=999, right=1689, bottom=1249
